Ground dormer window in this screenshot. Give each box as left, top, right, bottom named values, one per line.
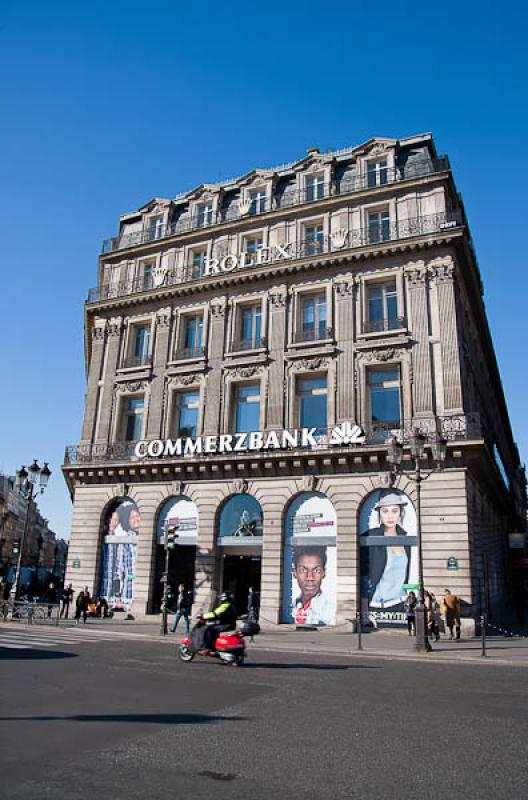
left=197, top=203, right=213, bottom=228
left=306, top=174, right=325, bottom=202
left=250, top=188, right=266, bottom=215
left=147, top=216, right=164, bottom=241
left=367, top=159, right=388, bottom=188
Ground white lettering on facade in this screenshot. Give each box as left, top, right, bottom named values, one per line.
left=282, top=430, right=299, bottom=448
left=264, top=430, right=280, bottom=449
left=203, top=257, right=219, bottom=276
left=248, top=431, right=264, bottom=450
left=233, top=432, right=248, bottom=451
left=220, top=254, right=237, bottom=272
left=218, top=434, right=233, bottom=452
left=147, top=440, right=164, bottom=457
left=184, top=438, right=203, bottom=455
left=301, top=428, right=318, bottom=447
left=164, top=439, right=183, bottom=457
left=204, top=435, right=217, bottom=453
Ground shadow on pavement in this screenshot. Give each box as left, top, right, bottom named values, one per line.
left=0, top=712, right=244, bottom=724
left=0, top=649, right=78, bottom=661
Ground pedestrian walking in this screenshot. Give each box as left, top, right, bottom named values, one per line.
left=0, top=577, right=10, bottom=620
left=45, top=581, right=58, bottom=618
left=60, top=583, right=74, bottom=619
left=171, top=584, right=192, bottom=634
left=247, top=585, right=260, bottom=623
left=442, top=588, right=461, bottom=640
left=425, top=590, right=441, bottom=642
left=75, top=586, right=91, bottom=624
left=405, top=590, right=417, bottom=636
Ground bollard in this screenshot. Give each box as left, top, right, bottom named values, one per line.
left=480, top=614, right=487, bottom=657
left=356, top=611, right=363, bottom=651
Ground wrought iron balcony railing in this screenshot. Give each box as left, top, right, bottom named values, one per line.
left=362, top=316, right=407, bottom=334
left=89, top=210, right=463, bottom=303
left=230, top=336, right=268, bottom=352
left=64, top=413, right=482, bottom=465
left=120, top=353, right=151, bottom=369
left=294, top=326, right=334, bottom=343
left=173, top=345, right=206, bottom=360
left=101, top=157, right=450, bottom=254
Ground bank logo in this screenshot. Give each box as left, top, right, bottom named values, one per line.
left=329, top=422, right=366, bottom=446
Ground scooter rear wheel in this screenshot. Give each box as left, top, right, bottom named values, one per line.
left=179, top=644, right=194, bottom=662
left=232, top=653, right=245, bottom=666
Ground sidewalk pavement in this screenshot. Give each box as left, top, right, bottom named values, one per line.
left=49, top=615, right=528, bottom=667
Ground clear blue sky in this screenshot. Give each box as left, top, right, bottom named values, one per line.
left=1, top=0, right=527, bottom=539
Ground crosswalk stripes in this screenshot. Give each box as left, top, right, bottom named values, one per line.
left=0, top=625, right=151, bottom=651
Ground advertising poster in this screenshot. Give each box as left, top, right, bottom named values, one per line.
left=359, top=489, right=418, bottom=626
left=218, top=495, right=263, bottom=541
left=157, top=497, right=198, bottom=545
left=282, top=492, right=337, bottom=626
left=100, top=499, right=140, bottom=610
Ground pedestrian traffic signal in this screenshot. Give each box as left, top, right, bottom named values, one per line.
left=12, top=539, right=21, bottom=556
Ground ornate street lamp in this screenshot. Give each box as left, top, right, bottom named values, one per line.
left=387, top=430, right=447, bottom=653
left=11, top=460, right=52, bottom=600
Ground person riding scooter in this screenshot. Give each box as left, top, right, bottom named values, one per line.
left=203, top=592, right=238, bottom=651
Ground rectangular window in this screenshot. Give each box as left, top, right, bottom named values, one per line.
left=367, top=159, right=388, bottom=188
left=181, top=315, right=204, bottom=357
left=245, top=237, right=263, bottom=264
left=305, top=223, right=324, bottom=255
left=368, top=368, right=401, bottom=425
left=298, top=376, right=327, bottom=435
left=368, top=210, right=390, bottom=243
left=235, top=383, right=261, bottom=433
left=250, top=189, right=266, bottom=215
left=197, top=204, right=213, bottom=228
left=367, top=282, right=398, bottom=332
left=175, top=392, right=200, bottom=438
left=148, top=216, right=164, bottom=241
left=190, top=251, right=206, bottom=280
left=123, top=398, right=144, bottom=442
left=140, top=263, right=154, bottom=290
left=129, top=325, right=151, bottom=366
left=306, top=175, right=325, bottom=202
left=300, top=293, right=327, bottom=341
left=237, top=304, right=262, bottom=350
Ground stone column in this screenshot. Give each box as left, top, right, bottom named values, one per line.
left=96, top=316, right=123, bottom=444
left=266, top=286, right=287, bottom=429
left=81, top=321, right=107, bottom=444
left=334, top=278, right=355, bottom=421
left=430, top=258, right=463, bottom=413
left=406, top=262, right=434, bottom=416
left=146, top=307, right=172, bottom=438
left=203, top=298, right=226, bottom=435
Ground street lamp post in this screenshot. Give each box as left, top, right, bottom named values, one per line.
left=387, top=431, right=447, bottom=653
left=11, top=460, right=51, bottom=600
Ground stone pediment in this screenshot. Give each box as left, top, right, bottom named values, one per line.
left=138, top=198, right=171, bottom=214
left=352, top=137, right=396, bottom=158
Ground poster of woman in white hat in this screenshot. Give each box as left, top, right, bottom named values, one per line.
left=359, top=489, right=418, bottom=626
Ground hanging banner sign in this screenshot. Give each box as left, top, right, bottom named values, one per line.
left=135, top=422, right=365, bottom=459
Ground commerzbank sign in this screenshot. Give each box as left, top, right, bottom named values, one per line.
left=135, top=422, right=366, bottom=459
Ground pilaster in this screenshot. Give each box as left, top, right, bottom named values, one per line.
left=334, top=277, right=355, bottom=421
left=430, top=257, right=463, bottom=412
left=266, top=286, right=287, bottom=429
left=146, top=307, right=172, bottom=438
left=96, top=317, right=123, bottom=444
left=406, top=261, right=434, bottom=415
left=203, top=297, right=226, bottom=435
left=81, top=321, right=107, bottom=444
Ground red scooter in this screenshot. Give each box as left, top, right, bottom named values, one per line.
left=179, top=615, right=247, bottom=667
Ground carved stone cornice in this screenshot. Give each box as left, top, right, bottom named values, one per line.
left=168, top=374, right=201, bottom=388
left=224, top=365, right=265, bottom=380
left=114, top=380, right=148, bottom=395
left=288, top=356, right=329, bottom=372
left=356, top=347, right=407, bottom=363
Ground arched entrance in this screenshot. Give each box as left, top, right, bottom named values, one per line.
left=359, top=488, right=418, bottom=627
left=282, top=492, right=337, bottom=626
left=153, top=497, right=198, bottom=611
left=99, top=497, right=140, bottom=611
left=217, top=494, right=263, bottom=615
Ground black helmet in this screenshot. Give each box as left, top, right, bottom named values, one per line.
left=218, top=591, right=234, bottom=604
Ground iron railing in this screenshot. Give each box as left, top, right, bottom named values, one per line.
left=294, top=326, right=334, bottom=343
left=363, top=316, right=407, bottom=334
left=101, top=157, right=450, bottom=253
left=230, top=336, right=268, bottom=352
left=120, top=353, right=151, bottom=369
left=7, top=600, right=60, bottom=625
left=173, top=345, right=206, bottom=360
left=89, top=210, right=463, bottom=303
left=64, top=413, right=482, bottom=465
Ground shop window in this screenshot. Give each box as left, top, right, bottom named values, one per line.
left=174, top=391, right=200, bottom=438
left=121, top=397, right=144, bottom=442
left=367, top=159, right=388, bottom=188
left=234, top=383, right=260, bottom=433
left=306, top=174, right=325, bottom=202
left=366, top=281, right=399, bottom=332
left=297, top=375, right=327, bottom=434
left=367, top=368, right=401, bottom=426
left=368, top=210, right=390, bottom=243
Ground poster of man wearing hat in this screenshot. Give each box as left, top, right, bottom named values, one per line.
left=359, top=489, right=418, bottom=625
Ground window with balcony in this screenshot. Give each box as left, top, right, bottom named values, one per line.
left=305, top=223, right=324, bottom=256
left=197, top=203, right=213, bottom=228
left=125, top=324, right=151, bottom=368
left=234, top=383, right=261, bottom=433
left=189, top=250, right=207, bottom=280
left=174, top=391, right=200, bottom=438
left=139, top=262, right=154, bottom=291
left=297, top=376, right=327, bottom=435
left=366, top=281, right=399, bottom=333
left=368, top=210, right=390, bottom=243
left=235, top=304, right=262, bottom=350
left=244, top=237, right=263, bottom=265
left=367, top=368, right=401, bottom=426
left=121, top=397, right=144, bottom=442
left=367, top=159, right=388, bottom=188
left=299, top=293, right=327, bottom=342
left=249, top=189, right=266, bottom=215
left=306, top=174, right=325, bottom=202
left=178, top=315, right=204, bottom=359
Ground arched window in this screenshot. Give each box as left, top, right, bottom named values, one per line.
left=282, top=492, right=337, bottom=626
left=217, top=495, right=263, bottom=543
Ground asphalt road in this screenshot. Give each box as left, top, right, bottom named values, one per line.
left=1, top=634, right=527, bottom=800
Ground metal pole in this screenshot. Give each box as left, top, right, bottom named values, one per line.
left=356, top=610, right=363, bottom=651
left=160, top=522, right=169, bottom=636
left=414, top=461, right=431, bottom=653
left=480, top=613, right=487, bottom=657
left=11, top=489, right=32, bottom=601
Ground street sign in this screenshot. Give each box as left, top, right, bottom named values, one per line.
left=72, top=559, right=81, bottom=568
left=447, top=557, right=459, bottom=571
left=403, top=583, right=420, bottom=591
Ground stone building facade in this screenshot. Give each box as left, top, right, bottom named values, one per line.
left=63, top=134, right=525, bottom=628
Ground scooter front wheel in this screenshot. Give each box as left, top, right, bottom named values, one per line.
left=232, top=653, right=245, bottom=667
left=179, top=644, right=194, bottom=662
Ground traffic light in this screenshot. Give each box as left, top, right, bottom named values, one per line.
left=166, top=525, right=179, bottom=550
left=12, top=539, right=21, bottom=556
